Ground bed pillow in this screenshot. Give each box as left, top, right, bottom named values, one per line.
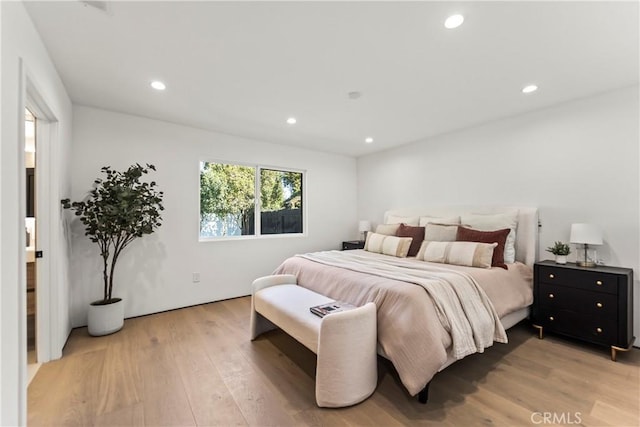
left=418, top=216, right=461, bottom=226
left=424, top=223, right=459, bottom=242
left=456, top=226, right=510, bottom=269
left=461, top=211, right=518, bottom=263
left=375, top=223, right=400, bottom=236
left=386, top=215, right=420, bottom=226
left=396, top=224, right=425, bottom=257
left=364, top=232, right=413, bottom=258
left=416, top=241, right=497, bottom=268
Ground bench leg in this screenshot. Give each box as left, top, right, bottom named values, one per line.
left=250, top=274, right=297, bottom=340
left=250, top=311, right=277, bottom=340
left=316, top=303, right=377, bottom=407
left=418, top=382, right=430, bottom=404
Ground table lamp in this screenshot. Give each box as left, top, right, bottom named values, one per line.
left=358, top=220, right=371, bottom=241
left=570, top=223, right=602, bottom=267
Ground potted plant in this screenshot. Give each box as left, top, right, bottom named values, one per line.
left=62, top=164, right=164, bottom=336
left=546, top=241, right=571, bottom=265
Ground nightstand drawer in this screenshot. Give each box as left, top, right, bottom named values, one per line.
left=538, top=283, right=617, bottom=317
left=537, top=266, right=617, bottom=294
left=342, top=240, right=365, bottom=250
left=538, top=309, right=617, bottom=345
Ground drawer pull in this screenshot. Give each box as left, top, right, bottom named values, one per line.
left=596, top=280, right=603, bottom=286
left=596, top=327, right=602, bottom=333
left=596, top=302, right=603, bottom=308
left=548, top=293, right=554, bottom=298
left=549, top=316, right=554, bottom=321
left=549, top=274, right=555, bottom=279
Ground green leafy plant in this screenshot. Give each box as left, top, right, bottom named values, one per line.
left=546, top=241, right=571, bottom=256
left=61, top=164, right=164, bottom=304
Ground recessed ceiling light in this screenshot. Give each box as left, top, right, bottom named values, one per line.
left=522, top=84, right=538, bottom=94
left=444, top=14, right=464, bottom=29
left=365, top=137, right=374, bottom=144
left=286, top=117, right=297, bottom=125
left=150, top=81, right=166, bottom=91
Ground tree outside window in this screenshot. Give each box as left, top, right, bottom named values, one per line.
left=200, top=162, right=303, bottom=238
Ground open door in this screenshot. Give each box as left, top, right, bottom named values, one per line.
left=24, top=108, right=40, bottom=384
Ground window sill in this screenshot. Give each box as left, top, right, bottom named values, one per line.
left=199, top=233, right=307, bottom=243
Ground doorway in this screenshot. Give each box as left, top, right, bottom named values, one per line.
left=24, top=108, right=40, bottom=384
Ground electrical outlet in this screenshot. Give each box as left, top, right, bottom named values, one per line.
left=192, top=272, right=200, bottom=283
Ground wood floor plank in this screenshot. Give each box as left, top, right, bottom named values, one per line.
left=187, top=305, right=257, bottom=380
left=370, top=369, right=449, bottom=426
left=168, top=309, right=248, bottom=426
left=96, top=338, right=142, bottom=416
left=223, top=371, right=301, bottom=427
left=239, top=334, right=318, bottom=409
left=138, top=342, right=197, bottom=426
left=466, top=387, right=536, bottom=426
left=126, top=309, right=177, bottom=351
left=590, top=400, right=639, bottom=427
left=28, top=356, right=69, bottom=426
left=93, top=402, right=145, bottom=426
left=290, top=407, right=356, bottom=427
left=192, top=305, right=316, bottom=424
left=48, top=349, right=106, bottom=426
left=220, top=296, right=252, bottom=323
left=28, top=297, right=639, bottom=426
left=61, top=326, right=111, bottom=357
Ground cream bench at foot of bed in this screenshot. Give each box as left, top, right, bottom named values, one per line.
left=250, top=274, right=377, bottom=408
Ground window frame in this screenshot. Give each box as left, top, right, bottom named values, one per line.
left=198, top=159, right=307, bottom=241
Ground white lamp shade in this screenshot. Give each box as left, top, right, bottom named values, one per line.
left=570, top=223, right=603, bottom=245
left=358, top=220, right=372, bottom=233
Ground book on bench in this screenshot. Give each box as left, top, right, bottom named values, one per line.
left=310, top=301, right=357, bottom=318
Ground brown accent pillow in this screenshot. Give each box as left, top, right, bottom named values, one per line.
left=456, top=226, right=510, bottom=269
left=396, top=223, right=425, bottom=257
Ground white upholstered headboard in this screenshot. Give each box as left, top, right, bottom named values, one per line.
left=383, top=206, right=539, bottom=268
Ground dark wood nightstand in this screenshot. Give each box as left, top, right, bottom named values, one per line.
left=342, top=240, right=365, bottom=250
left=532, top=260, right=634, bottom=361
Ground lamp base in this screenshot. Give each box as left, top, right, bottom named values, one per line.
left=575, top=245, right=598, bottom=267
left=576, top=260, right=596, bottom=267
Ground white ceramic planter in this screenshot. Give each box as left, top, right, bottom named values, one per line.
left=87, top=298, right=124, bottom=336
left=555, top=255, right=568, bottom=265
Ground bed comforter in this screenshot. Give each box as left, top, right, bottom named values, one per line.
left=273, top=249, right=533, bottom=395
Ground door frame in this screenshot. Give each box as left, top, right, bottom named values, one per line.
left=23, top=70, right=59, bottom=365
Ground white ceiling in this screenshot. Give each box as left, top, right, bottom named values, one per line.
left=25, top=1, right=639, bottom=157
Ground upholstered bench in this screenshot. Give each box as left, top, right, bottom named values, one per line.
left=250, top=274, right=377, bottom=408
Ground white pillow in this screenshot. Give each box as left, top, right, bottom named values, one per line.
left=418, top=216, right=461, bottom=226
left=386, top=215, right=420, bottom=226
left=417, top=241, right=497, bottom=268
left=461, top=211, right=518, bottom=263
left=375, top=223, right=400, bottom=236
left=364, top=232, right=413, bottom=258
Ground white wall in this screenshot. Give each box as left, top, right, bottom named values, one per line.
left=0, top=1, right=73, bottom=425
left=357, top=86, right=640, bottom=339
left=69, top=105, right=357, bottom=326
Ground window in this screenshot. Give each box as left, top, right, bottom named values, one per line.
left=199, top=162, right=304, bottom=239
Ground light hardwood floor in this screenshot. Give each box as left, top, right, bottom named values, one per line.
left=28, top=296, right=639, bottom=426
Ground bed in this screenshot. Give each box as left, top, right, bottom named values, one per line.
left=272, top=206, right=538, bottom=399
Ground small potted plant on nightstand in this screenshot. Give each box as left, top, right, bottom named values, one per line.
left=546, top=241, right=571, bottom=265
